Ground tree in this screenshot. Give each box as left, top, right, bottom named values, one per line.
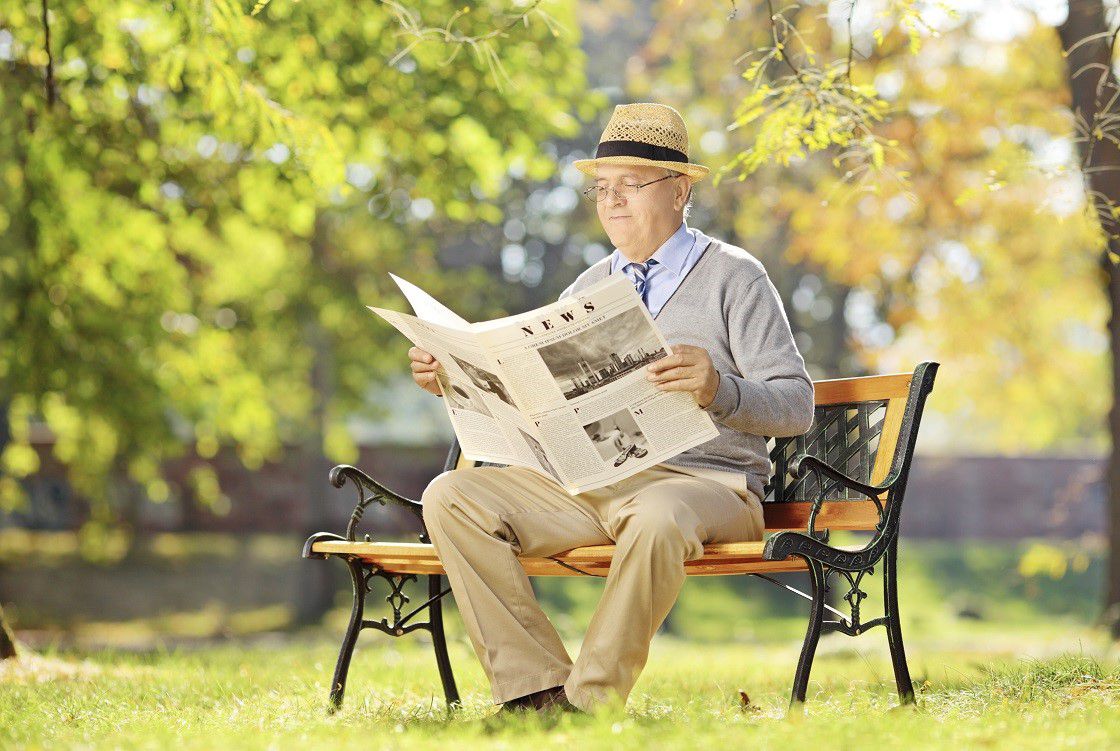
left=0, top=0, right=596, bottom=642
left=711, top=0, right=1116, bottom=632
left=1056, top=0, right=1120, bottom=636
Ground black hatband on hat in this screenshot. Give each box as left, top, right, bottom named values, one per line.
left=595, top=140, right=688, bottom=164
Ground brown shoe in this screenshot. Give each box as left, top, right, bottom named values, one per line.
left=498, top=685, right=584, bottom=716
left=529, top=685, right=583, bottom=713
left=498, top=693, right=536, bottom=714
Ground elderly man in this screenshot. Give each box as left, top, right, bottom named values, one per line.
left=409, top=103, right=814, bottom=715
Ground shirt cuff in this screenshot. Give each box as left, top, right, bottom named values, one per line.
left=702, top=371, right=739, bottom=420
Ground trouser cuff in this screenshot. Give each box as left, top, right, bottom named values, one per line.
left=562, top=681, right=623, bottom=713
left=491, top=668, right=572, bottom=704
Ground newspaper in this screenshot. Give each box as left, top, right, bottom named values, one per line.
left=368, top=273, right=720, bottom=494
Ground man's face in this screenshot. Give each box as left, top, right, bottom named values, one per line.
left=592, top=163, right=688, bottom=258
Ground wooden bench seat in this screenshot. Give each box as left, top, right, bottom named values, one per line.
left=304, top=539, right=866, bottom=576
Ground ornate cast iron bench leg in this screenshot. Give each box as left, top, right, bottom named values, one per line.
left=325, top=558, right=461, bottom=713
left=428, top=573, right=461, bottom=708
left=883, top=537, right=915, bottom=704
left=789, top=559, right=828, bottom=706
left=329, top=558, right=369, bottom=711
left=305, top=464, right=464, bottom=714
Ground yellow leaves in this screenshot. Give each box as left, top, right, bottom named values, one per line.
left=741, top=60, right=766, bottom=83
left=324, top=421, right=359, bottom=465
left=0, top=443, right=40, bottom=478
left=76, top=522, right=131, bottom=565
left=189, top=466, right=226, bottom=512
left=100, top=47, right=127, bottom=70
left=196, top=434, right=219, bottom=459
left=287, top=202, right=316, bottom=237
left=25, top=48, right=50, bottom=67
left=0, top=477, right=28, bottom=513
left=1018, top=546, right=1067, bottom=585
left=146, top=478, right=170, bottom=503
left=869, top=140, right=885, bottom=170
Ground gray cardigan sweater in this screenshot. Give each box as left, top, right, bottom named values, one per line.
left=560, top=237, right=815, bottom=502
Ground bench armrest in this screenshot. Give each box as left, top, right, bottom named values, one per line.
left=763, top=456, right=894, bottom=570
left=788, top=454, right=890, bottom=504
left=329, top=464, right=424, bottom=542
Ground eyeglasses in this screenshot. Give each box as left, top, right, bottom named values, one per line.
left=582, top=173, right=677, bottom=203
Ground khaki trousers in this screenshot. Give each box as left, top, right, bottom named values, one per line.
left=420, top=462, right=765, bottom=712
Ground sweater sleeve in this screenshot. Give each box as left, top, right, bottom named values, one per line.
left=701, top=272, right=815, bottom=437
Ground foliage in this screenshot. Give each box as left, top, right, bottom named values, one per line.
left=630, top=1, right=1108, bottom=452
left=0, top=1, right=596, bottom=523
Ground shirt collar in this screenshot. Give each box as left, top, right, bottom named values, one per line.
left=610, top=221, right=695, bottom=276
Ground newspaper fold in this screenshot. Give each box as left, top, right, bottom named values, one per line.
left=368, top=274, right=720, bottom=494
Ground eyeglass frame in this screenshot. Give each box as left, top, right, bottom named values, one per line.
left=581, top=173, right=680, bottom=203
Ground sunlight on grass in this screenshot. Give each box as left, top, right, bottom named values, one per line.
left=3, top=637, right=1118, bottom=749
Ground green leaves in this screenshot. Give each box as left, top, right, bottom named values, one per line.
left=0, top=0, right=592, bottom=530
left=722, top=60, right=894, bottom=184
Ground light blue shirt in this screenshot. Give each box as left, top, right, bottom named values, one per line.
left=609, top=221, right=712, bottom=317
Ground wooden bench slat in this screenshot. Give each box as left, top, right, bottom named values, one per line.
left=761, top=500, right=881, bottom=530
left=309, top=538, right=873, bottom=577
left=812, top=372, right=912, bottom=404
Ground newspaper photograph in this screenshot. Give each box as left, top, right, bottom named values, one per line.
left=536, top=307, right=667, bottom=400
left=368, top=273, right=720, bottom=494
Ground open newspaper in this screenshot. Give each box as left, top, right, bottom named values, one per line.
left=368, top=273, right=720, bottom=494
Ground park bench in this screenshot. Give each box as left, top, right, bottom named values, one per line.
left=303, top=361, right=939, bottom=712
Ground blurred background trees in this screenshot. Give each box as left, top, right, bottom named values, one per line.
left=0, top=0, right=597, bottom=633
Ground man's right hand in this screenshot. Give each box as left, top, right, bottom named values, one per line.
left=409, top=347, right=443, bottom=397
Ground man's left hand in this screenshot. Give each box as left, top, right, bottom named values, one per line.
left=646, top=344, right=720, bottom=408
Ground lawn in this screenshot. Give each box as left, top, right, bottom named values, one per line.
left=3, top=534, right=1119, bottom=749
left=2, top=634, right=1119, bottom=749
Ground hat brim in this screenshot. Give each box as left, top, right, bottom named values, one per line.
left=573, top=156, right=710, bottom=183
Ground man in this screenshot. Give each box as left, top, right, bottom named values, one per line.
left=409, top=103, right=815, bottom=715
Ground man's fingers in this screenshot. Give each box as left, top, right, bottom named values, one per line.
left=411, top=360, right=439, bottom=373
left=653, top=376, right=701, bottom=393
left=647, top=352, right=696, bottom=373
left=648, top=365, right=696, bottom=382
left=408, top=347, right=435, bottom=364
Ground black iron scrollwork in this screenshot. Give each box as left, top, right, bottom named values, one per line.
left=821, top=566, right=889, bottom=636
left=360, top=568, right=442, bottom=638
left=765, top=399, right=888, bottom=503
left=328, top=464, right=424, bottom=541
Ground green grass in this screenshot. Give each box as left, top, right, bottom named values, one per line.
left=3, top=532, right=1118, bottom=748
left=2, top=634, right=1118, bottom=750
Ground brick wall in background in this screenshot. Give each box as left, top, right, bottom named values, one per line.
left=3, top=444, right=1107, bottom=540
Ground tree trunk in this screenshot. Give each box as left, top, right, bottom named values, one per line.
left=1057, top=0, right=1120, bottom=638
left=0, top=604, right=16, bottom=660
left=293, top=214, right=341, bottom=626
left=0, top=398, right=16, bottom=658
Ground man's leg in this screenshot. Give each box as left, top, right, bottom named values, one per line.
left=563, top=470, right=763, bottom=711
left=421, top=466, right=611, bottom=704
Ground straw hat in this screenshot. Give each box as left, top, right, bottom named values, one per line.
left=573, top=103, right=710, bottom=183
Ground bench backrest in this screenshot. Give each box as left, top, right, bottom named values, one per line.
left=445, top=361, right=939, bottom=532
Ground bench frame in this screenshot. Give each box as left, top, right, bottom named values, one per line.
left=304, top=361, right=939, bottom=712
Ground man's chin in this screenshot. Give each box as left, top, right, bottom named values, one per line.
left=604, top=230, right=631, bottom=248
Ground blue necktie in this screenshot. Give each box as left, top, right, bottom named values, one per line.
left=624, top=259, right=659, bottom=307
